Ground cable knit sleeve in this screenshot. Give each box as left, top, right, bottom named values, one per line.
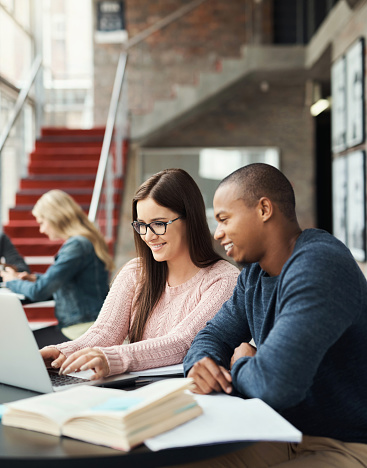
left=99, top=261, right=239, bottom=375
left=55, top=258, right=139, bottom=357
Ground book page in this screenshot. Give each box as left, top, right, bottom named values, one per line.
left=145, top=394, right=302, bottom=451
left=4, top=386, right=127, bottom=428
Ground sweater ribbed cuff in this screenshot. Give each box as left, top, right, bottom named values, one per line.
left=98, top=347, right=127, bottom=376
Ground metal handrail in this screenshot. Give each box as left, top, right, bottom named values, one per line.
left=88, top=53, right=127, bottom=223
left=0, top=55, right=42, bottom=153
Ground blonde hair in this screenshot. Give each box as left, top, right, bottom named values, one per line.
left=32, top=190, right=115, bottom=272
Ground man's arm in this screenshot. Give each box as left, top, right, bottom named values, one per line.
left=184, top=272, right=252, bottom=392
left=230, top=243, right=365, bottom=411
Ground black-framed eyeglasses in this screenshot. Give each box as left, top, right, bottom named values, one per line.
left=131, top=216, right=183, bottom=236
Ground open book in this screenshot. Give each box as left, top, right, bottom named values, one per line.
left=2, top=378, right=201, bottom=451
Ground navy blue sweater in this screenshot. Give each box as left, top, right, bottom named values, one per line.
left=184, top=229, right=367, bottom=443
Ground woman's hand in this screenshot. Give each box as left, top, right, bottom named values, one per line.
left=1, top=267, right=36, bottom=282
left=1, top=267, right=19, bottom=282
left=59, top=348, right=109, bottom=380
left=40, top=347, right=67, bottom=369
left=230, top=342, right=257, bottom=369
left=17, top=271, right=37, bottom=282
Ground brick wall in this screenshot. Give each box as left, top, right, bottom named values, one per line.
left=124, top=0, right=272, bottom=115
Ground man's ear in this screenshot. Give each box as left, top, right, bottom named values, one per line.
left=258, top=197, right=273, bottom=222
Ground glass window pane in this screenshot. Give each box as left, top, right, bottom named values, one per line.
left=0, top=9, right=32, bottom=85
left=14, top=0, right=31, bottom=29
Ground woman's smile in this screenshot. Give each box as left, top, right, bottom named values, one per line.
left=149, top=242, right=166, bottom=251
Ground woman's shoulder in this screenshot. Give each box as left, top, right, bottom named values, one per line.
left=61, top=235, right=93, bottom=252
left=205, top=259, right=240, bottom=278
left=112, top=258, right=141, bottom=283
left=120, top=257, right=140, bottom=271
left=65, top=235, right=91, bottom=245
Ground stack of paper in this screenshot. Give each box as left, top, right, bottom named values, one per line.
left=146, top=393, right=302, bottom=451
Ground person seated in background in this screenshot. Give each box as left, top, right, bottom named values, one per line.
left=2, top=190, right=114, bottom=347
left=41, top=168, right=239, bottom=379
left=0, top=232, right=30, bottom=278
left=182, top=163, right=367, bottom=468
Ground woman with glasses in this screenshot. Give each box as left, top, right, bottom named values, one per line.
left=41, top=168, right=239, bottom=379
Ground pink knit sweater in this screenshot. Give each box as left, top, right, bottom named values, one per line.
left=56, top=258, right=239, bottom=375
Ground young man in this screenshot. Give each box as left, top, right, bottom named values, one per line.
left=183, top=164, right=367, bottom=467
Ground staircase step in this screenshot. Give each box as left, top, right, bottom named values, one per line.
left=24, top=308, right=57, bottom=322
left=20, top=175, right=96, bottom=190
left=20, top=175, right=123, bottom=190
left=28, top=264, right=51, bottom=273
left=29, top=160, right=99, bottom=170
left=24, top=256, right=54, bottom=273
left=9, top=207, right=75, bottom=222
left=28, top=162, right=99, bottom=176
left=29, top=151, right=101, bottom=161
left=35, top=139, right=103, bottom=149
left=8, top=204, right=120, bottom=220
left=41, top=127, right=105, bottom=137
left=12, top=238, right=63, bottom=256
left=4, top=220, right=41, bottom=238
left=15, top=188, right=94, bottom=205
left=15, top=189, right=121, bottom=206
left=8, top=206, right=34, bottom=220
left=23, top=300, right=56, bottom=322
left=31, top=145, right=103, bottom=155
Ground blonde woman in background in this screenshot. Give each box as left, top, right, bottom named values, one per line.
left=3, top=190, right=114, bottom=347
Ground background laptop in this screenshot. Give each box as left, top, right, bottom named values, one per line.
left=0, top=293, right=136, bottom=393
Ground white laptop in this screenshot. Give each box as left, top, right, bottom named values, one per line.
left=0, top=293, right=137, bottom=393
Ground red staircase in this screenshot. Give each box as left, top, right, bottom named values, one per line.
left=3, top=127, right=127, bottom=323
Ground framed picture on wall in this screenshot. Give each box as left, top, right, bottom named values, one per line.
left=347, top=150, right=366, bottom=261
left=346, top=38, right=365, bottom=148
left=95, top=1, right=127, bottom=43
left=331, top=56, right=347, bottom=153
left=332, top=155, right=348, bottom=245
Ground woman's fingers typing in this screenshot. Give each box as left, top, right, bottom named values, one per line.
left=40, top=347, right=66, bottom=369
left=59, top=348, right=109, bottom=378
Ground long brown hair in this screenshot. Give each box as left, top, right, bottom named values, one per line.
left=129, top=168, right=222, bottom=343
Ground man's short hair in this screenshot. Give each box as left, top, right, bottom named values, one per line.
left=219, top=163, right=297, bottom=222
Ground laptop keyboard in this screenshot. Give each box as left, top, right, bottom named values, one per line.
left=48, top=369, right=90, bottom=387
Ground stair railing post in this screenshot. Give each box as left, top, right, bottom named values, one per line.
left=106, top=155, right=114, bottom=240
left=88, top=52, right=127, bottom=224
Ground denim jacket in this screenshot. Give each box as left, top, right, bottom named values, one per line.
left=6, top=236, right=109, bottom=328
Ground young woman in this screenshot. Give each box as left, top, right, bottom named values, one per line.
left=41, top=169, right=239, bottom=378
left=3, top=190, right=114, bottom=345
